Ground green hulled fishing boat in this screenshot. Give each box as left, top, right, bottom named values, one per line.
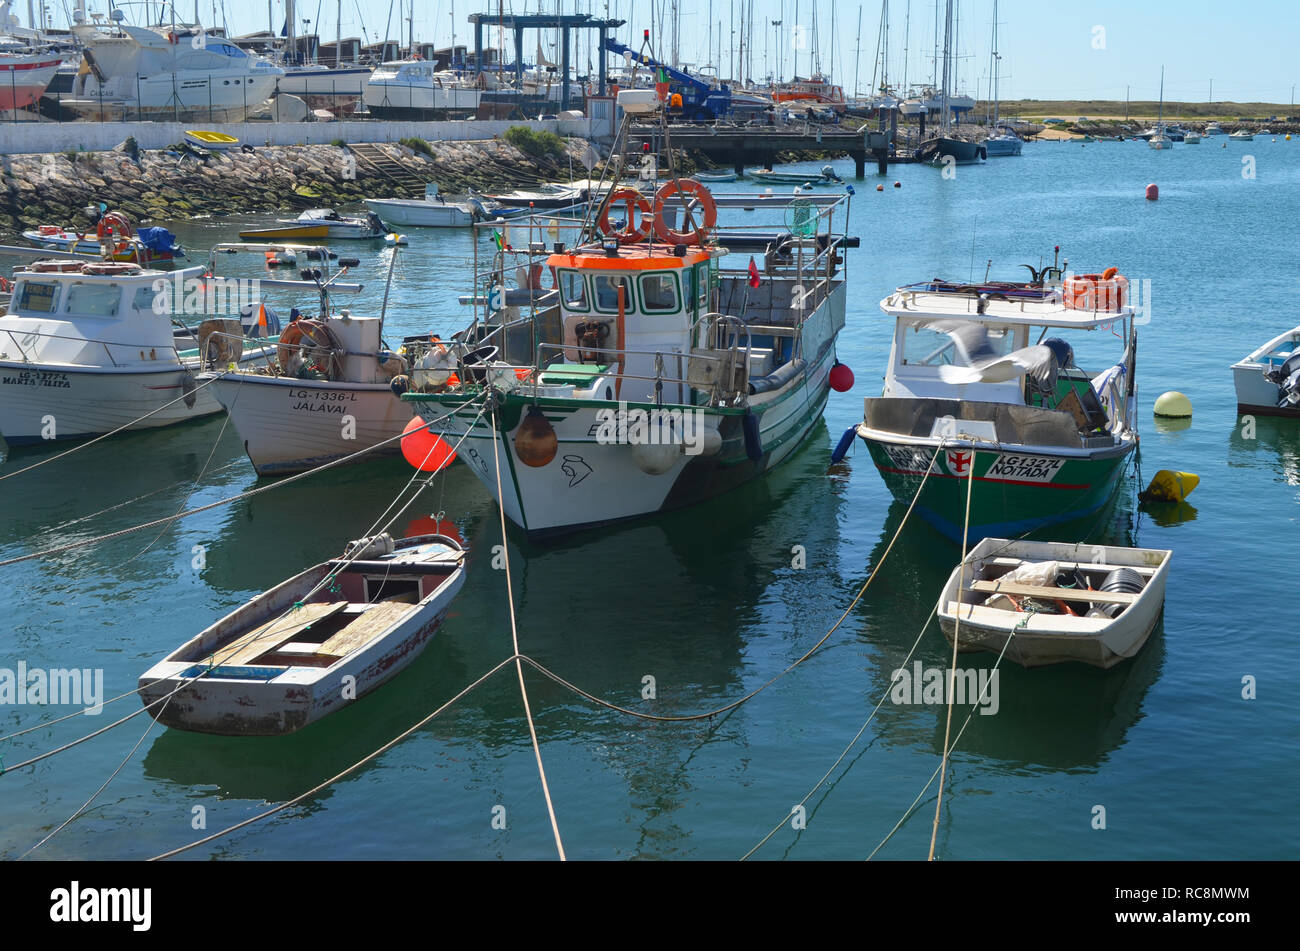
left=854, top=260, right=1138, bottom=542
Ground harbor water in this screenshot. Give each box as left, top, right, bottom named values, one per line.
left=1, top=137, right=1296, bottom=859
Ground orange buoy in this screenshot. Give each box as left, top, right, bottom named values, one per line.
left=876, top=184, right=884, bottom=191
left=400, top=417, right=457, bottom=472
left=1145, top=183, right=1159, bottom=200
left=404, top=515, right=463, bottom=545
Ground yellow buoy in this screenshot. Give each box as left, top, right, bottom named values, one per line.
left=1153, top=391, right=1193, bottom=418
left=1139, top=470, right=1200, bottom=503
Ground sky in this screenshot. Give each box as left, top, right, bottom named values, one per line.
left=30, top=0, right=1300, bottom=103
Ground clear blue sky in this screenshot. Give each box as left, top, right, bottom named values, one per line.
left=47, top=0, right=1300, bottom=103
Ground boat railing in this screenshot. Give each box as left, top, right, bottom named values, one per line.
left=196, top=329, right=317, bottom=375
left=0, top=326, right=184, bottom=369
left=530, top=341, right=743, bottom=406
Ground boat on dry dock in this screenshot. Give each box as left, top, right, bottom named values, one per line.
left=138, top=532, right=466, bottom=736
left=937, top=538, right=1172, bottom=668
left=855, top=257, right=1139, bottom=541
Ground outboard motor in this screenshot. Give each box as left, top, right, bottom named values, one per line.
left=366, top=211, right=388, bottom=234
left=465, top=196, right=488, bottom=220
left=1268, top=351, right=1300, bottom=408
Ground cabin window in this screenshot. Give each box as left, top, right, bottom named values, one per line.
left=558, top=269, right=587, bottom=310
left=592, top=274, right=633, bottom=313
left=64, top=283, right=121, bottom=318
left=639, top=273, right=680, bottom=313
left=15, top=281, right=59, bottom=314
left=695, top=263, right=710, bottom=306
left=131, top=286, right=160, bottom=313
left=901, top=322, right=1016, bottom=367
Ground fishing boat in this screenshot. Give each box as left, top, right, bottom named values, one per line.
left=287, top=209, right=388, bottom=239
left=854, top=256, right=1139, bottom=542
left=21, top=220, right=184, bottom=263
left=772, top=73, right=847, bottom=113
left=1229, top=129, right=1254, bottom=141
left=201, top=242, right=414, bottom=475
left=239, top=223, right=331, bottom=241
left=399, top=150, right=852, bottom=537
left=1183, top=131, right=1202, bottom=143
left=137, top=532, right=466, bottom=736
left=484, top=182, right=592, bottom=209
left=1232, top=324, right=1300, bottom=417
left=749, top=165, right=842, bottom=186
left=0, top=258, right=277, bottom=445
left=365, top=183, right=505, bottom=228
left=937, top=538, right=1172, bottom=668
left=183, top=130, right=240, bottom=150
left=1204, top=122, right=1225, bottom=136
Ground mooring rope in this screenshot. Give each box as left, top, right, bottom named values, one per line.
left=928, top=434, right=978, bottom=861
left=488, top=399, right=566, bottom=860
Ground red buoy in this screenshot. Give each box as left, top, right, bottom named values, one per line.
left=893, top=181, right=901, bottom=188
left=405, top=515, right=463, bottom=544
left=1145, top=183, right=1159, bottom=201
left=401, top=417, right=457, bottom=472
left=829, top=363, right=855, bottom=392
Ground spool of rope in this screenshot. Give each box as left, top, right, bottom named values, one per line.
left=197, top=319, right=243, bottom=368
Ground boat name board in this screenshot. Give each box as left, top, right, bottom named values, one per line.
left=2, top=369, right=72, bottom=389
left=984, top=454, right=1065, bottom=483
left=881, top=444, right=1067, bottom=484
left=290, top=388, right=360, bottom=414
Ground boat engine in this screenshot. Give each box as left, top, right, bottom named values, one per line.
left=1267, top=351, right=1300, bottom=409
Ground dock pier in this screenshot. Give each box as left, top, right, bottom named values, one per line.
left=629, top=125, right=871, bottom=179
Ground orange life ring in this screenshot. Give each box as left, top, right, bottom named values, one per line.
left=0, top=277, right=10, bottom=292
left=277, top=318, right=334, bottom=369
left=80, top=262, right=142, bottom=275
left=651, top=178, right=717, bottom=246
left=1063, top=271, right=1128, bottom=313
left=597, top=187, right=653, bottom=245
left=96, top=211, right=133, bottom=241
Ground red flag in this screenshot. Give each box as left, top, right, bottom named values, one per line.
left=747, top=256, right=761, bottom=288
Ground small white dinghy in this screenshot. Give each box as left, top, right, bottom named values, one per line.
left=1231, top=324, right=1300, bottom=417
left=138, top=533, right=466, bottom=735
left=937, top=538, right=1172, bottom=669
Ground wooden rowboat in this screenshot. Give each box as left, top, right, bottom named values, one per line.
left=138, top=533, right=465, bottom=735
left=185, top=130, right=241, bottom=150
left=937, top=538, right=1172, bottom=669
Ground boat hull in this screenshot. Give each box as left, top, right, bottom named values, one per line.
left=364, top=198, right=474, bottom=227
left=924, top=137, right=986, bottom=165
left=410, top=284, right=846, bottom=537
left=983, top=136, right=1022, bottom=157
left=859, top=431, right=1133, bottom=542
left=0, top=361, right=221, bottom=445
left=206, top=373, right=414, bottom=475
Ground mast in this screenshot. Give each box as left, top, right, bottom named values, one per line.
left=854, top=5, right=862, bottom=98
left=989, top=0, right=997, bottom=125
left=901, top=0, right=910, bottom=92
left=335, top=0, right=340, bottom=65
left=939, top=0, right=951, bottom=136
left=1157, top=65, right=1164, bottom=129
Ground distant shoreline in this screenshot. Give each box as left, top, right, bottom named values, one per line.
left=990, top=99, right=1294, bottom=122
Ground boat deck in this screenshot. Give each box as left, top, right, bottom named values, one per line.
left=202, top=600, right=412, bottom=669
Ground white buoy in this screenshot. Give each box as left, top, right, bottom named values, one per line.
left=1153, top=391, right=1193, bottom=418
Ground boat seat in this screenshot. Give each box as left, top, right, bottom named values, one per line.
left=203, top=601, right=348, bottom=666
left=967, top=579, right=1139, bottom=604
left=315, top=602, right=412, bottom=659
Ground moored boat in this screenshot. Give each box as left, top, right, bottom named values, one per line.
left=137, top=532, right=466, bottom=735
left=23, top=211, right=184, bottom=263
left=937, top=538, right=1172, bottom=668
left=289, top=208, right=388, bottom=239
left=400, top=161, right=852, bottom=538
left=854, top=258, right=1139, bottom=542
left=1229, top=129, right=1254, bottom=141
left=0, top=258, right=276, bottom=445
left=1231, top=324, right=1300, bottom=417
left=748, top=165, right=843, bottom=186
left=239, top=223, right=331, bottom=241
left=183, top=130, right=240, bottom=150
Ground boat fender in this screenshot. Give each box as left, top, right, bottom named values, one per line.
left=742, top=410, right=763, bottom=461
left=631, top=441, right=679, bottom=475
left=830, top=425, right=856, bottom=463
left=390, top=374, right=412, bottom=397
left=181, top=370, right=198, bottom=409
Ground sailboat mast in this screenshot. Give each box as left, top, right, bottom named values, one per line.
left=940, top=0, right=951, bottom=135
left=854, top=5, right=862, bottom=99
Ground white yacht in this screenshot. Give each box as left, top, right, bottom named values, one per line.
left=362, top=60, right=483, bottom=119
left=61, top=21, right=281, bottom=122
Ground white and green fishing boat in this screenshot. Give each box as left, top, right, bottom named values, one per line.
left=855, top=259, right=1139, bottom=542
left=397, top=172, right=853, bottom=538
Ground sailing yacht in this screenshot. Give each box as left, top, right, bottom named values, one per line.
left=923, top=0, right=984, bottom=165
left=982, top=0, right=1022, bottom=157
left=1149, top=68, right=1171, bottom=150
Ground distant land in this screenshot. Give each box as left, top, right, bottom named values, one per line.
left=988, top=99, right=1296, bottom=122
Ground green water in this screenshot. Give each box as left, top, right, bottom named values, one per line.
left=1, top=137, right=1297, bottom=859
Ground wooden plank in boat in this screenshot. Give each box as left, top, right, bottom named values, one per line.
left=945, top=601, right=1105, bottom=629
left=983, top=557, right=1159, bottom=577
left=317, top=602, right=412, bottom=658
left=207, top=602, right=348, bottom=666
left=968, top=579, right=1139, bottom=604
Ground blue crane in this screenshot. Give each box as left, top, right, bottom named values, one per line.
left=601, top=36, right=733, bottom=121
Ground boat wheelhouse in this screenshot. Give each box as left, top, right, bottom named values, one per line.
left=855, top=262, right=1139, bottom=542
left=399, top=179, right=853, bottom=538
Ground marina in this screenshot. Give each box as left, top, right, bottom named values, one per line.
left=0, top=0, right=1294, bottom=893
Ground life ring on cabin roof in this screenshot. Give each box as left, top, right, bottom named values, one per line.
left=597, top=187, right=653, bottom=245
left=1063, top=269, right=1128, bottom=313
left=651, top=178, right=717, bottom=246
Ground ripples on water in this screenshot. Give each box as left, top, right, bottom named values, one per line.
left=1, top=139, right=1297, bottom=859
